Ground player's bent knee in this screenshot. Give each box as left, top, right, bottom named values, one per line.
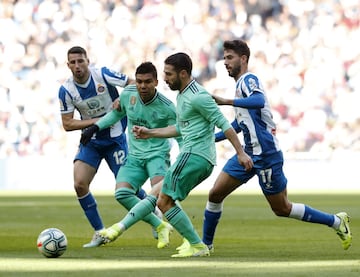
left=208, top=190, right=227, bottom=203
left=74, top=182, right=89, bottom=196
left=114, top=187, right=136, bottom=209
left=115, top=187, right=135, bottom=200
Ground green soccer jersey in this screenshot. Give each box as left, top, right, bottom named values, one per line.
left=176, top=80, right=231, bottom=165
left=96, top=84, right=178, bottom=159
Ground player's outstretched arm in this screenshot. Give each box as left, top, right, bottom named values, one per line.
left=132, top=125, right=178, bottom=139
left=212, top=94, right=232, bottom=105
left=224, top=127, right=253, bottom=171
left=61, top=112, right=98, bottom=131
left=212, top=93, right=265, bottom=109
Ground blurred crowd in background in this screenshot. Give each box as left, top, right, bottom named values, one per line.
left=0, top=0, right=359, bottom=159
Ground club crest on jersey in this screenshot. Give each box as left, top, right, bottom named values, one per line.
left=130, top=96, right=136, bottom=105
left=97, top=84, right=105, bottom=94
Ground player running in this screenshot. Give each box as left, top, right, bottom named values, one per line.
left=200, top=39, right=352, bottom=252
left=80, top=62, right=181, bottom=249
left=58, top=46, right=147, bottom=247
left=131, top=53, right=253, bottom=257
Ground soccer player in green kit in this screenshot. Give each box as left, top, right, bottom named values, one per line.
left=80, top=62, right=180, bottom=249
left=130, top=52, right=253, bottom=257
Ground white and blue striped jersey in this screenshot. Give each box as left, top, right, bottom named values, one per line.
left=235, top=72, right=280, bottom=156
left=58, top=66, right=128, bottom=139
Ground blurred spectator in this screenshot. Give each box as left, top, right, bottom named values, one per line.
left=0, top=0, right=359, bottom=158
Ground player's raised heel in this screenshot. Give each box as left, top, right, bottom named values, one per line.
left=99, top=224, right=123, bottom=243
left=156, top=221, right=173, bottom=249
left=335, top=212, right=352, bottom=250
left=83, top=231, right=106, bottom=248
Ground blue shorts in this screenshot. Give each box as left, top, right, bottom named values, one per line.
left=223, top=151, right=287, bottom=195
left=74, top=134, right=128, bottom=177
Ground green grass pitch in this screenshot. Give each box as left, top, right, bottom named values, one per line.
left=0, top=191, right=359, bottom=276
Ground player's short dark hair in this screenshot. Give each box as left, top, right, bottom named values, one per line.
left=164, top=52, right=192, bottom=75
left=136, top=62, right=157, bottom=79
left=223, top=40, right=250, bottom=62
left=67, top=46, right=87, bottom=58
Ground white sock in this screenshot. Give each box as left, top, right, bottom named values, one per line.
left=332, top=215, right=341, bottom=229
left=289, top=203, right=305, bottom=220
left=116, top=222, right=126, bottom=232
left=206, top=201, right=223, bottom=213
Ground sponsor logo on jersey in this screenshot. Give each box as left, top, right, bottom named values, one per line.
left=85, top=99, right=105, bottom=115
left=130, top=96, right=136, bottom=105
left=133, top=118, right=148, bottom=126
left=87, top=99, right=100, bottom=109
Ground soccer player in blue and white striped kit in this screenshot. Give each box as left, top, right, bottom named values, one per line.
left=201, top=40, right=352, bottom=252
left=58, top=46, right=147, bottom=247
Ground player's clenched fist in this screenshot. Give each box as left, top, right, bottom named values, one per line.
left=132, top=125, right=150, bottom=139
left=80, top=125, right=99, bottom=145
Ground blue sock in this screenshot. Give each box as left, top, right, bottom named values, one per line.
left=136, top=188, right=147, bottom=200
left=202, top=209, right=222, bottom=246
left=303, top=205, right=335, bottom=227
left=78, top=192, right=104, bottom=231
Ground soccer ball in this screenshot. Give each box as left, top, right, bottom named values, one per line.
left=37, top=228, right=67, bottom=258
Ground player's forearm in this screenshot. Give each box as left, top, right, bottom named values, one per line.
left=62, top=118, right=98, bottom=131
left=147, top=125, right=179, bottom=138
left=96, top=109, right=122, bottom=130
left=224, top=127, right=245, bottom=155
left=233, top=93, right=265, bottom=108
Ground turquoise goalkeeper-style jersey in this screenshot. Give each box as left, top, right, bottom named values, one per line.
left=96, top=84, right=178, bottom=159
left=176, top=80, right=231, bottom=165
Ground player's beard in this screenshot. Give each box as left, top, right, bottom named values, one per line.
left=167, top=77, right=181, bottom=91
left=228, top=64, right=241, bottom=79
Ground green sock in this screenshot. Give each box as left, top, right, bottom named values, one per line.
left=115, top=187, right=140, bottom=210
left=165, top=205, right=202, bottom=245
left=121, top=195, right=161, bottom=229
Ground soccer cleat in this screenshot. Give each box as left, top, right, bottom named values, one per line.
left=176, top=238, right=190, bottom=251
left=99, top=224, right=123, bottom=243
left=207, top=244, right=215, bottom=253
left=335, top=212, right=352, bottom=250
left=152, top=206, right=163, bottom=239
left=171, top=242, right=210, bottom=258
left=156, top=221, right=173, bottom=249
left=176, top=238, right=214, bottom=253
left=83, top=231, right=106, bottom=248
